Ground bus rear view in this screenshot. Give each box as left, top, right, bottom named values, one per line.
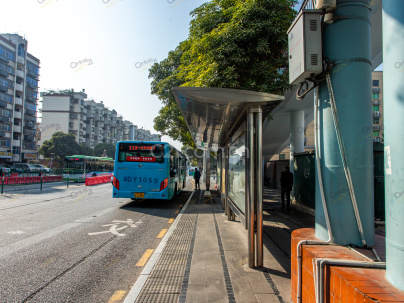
left=112, top=141, right=183, bottom=200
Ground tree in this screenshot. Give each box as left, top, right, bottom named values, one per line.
left=94, top=143, right=116, bottom=159
left=150, top=0, right=297, bottom=145
left=38, top=132, right=82, bottom=160
left=150, top=42, right=195, bottom=147
left=79, top=143, right=93, bottom=156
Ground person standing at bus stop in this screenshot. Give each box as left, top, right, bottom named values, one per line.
left=194, top=167, right=201, bottom=190
left=280, top=166, right=293, bottom=210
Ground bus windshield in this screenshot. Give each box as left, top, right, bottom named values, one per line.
left=118, top=143, right=165, bottom=163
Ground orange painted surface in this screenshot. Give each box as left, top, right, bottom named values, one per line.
left=291, top=228, right=404, bottom=303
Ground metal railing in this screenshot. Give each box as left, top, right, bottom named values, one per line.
left=299, top=0, right=317, bottom=11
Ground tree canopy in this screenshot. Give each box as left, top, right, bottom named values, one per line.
left=39, top=132, right=82, bottom=160
left=93, top=143, right=116, bottom=159
left=149, top=0, right=297, bottom=147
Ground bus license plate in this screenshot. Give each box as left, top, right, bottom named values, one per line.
left=134, top=193, right=144, bottom=199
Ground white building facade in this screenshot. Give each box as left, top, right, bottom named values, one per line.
left=39, top=89, right=160, bottom=150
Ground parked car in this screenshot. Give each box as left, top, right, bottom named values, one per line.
left=15, top=163, right=40, bottom=172
left=0, top=165, right=11, bottom=174
left=4, top=165, right=23, bottom=173
left=32, top=164, right=52, bottom=173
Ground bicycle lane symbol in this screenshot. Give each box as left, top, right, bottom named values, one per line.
left=88, top=219, right=140, bottom=237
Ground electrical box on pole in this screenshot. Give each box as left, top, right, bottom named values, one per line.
left=287, top=10, right=323, bottom=85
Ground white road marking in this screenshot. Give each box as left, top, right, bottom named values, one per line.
left=7, top=230, right=25, bottom=235
left=89, top=225, right=128, bottom=237
left=88, top=219, right=138, bottom=237
left=0, top=206, right=117, bottom=259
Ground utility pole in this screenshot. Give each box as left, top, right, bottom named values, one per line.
left=315, top=0, right=375, bottom=247
left=383, top=0, right=404, bottom=291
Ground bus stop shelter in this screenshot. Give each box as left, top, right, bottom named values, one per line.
left=172, top=87, right=284, bottom=268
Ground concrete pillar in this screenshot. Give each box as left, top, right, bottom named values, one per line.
left=290, top=110, right=305, bottom=174
left=383, top=0, right=404, bottom=290
left=315, top=0, right=375, bottom=247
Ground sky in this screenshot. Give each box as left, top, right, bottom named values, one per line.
left=0, top=0, right=380, bottom=150
left=1, top=0, right=209, bottom=150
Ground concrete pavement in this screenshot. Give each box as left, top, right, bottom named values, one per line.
left=126, top=180, right=315, bottom=303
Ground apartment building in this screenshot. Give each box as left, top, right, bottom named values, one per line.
left=0, top=34, right=40, bottom=163
left=372, top=71, right=383, bottom=143
left=39, top=89, right=160, bottom=149
left=39, top=89, right=87, bottom=147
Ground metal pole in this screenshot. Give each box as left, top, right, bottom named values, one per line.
left=1, top=172, right=4, bottom=195
left=383, top=0, right=404, bottom=290
left=315, top=0, right=374, bottom=247
left=245, top=123, right=250, bottom=230
left=248, top=109, right=255, bottom=268
left=224, top=143, right=229, bottom=216
left=256, top=108, right=263, bottom=267
left=40, top=171, right=42, bottom=191
left=67, top=171, right=69, bottom=188
left=206, top=149, right=211, bottom=191
left=226, top=145, right=233, bottom=221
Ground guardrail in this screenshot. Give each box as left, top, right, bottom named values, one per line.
left=85, top=175, right=111, bottom=186
left=2, top=175, right=62, bottom=185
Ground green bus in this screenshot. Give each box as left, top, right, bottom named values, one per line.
left=63, top=155, right=114, bottom=181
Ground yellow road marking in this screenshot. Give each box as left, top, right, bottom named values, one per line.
left=106, top=259, right=120, bottom=268
left=174, top=209, right=180, bottom=215
left=168, top=218, right=174, bottom=224
left=136, top=249, right=154, bottom=266
left=156, top=229, right=168, bottom=239
left=40, top=258, right=55, bottom=268
left=108, top=290, right=126, bottom=303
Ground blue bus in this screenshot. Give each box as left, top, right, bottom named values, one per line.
left=112, top=141, right=187, bottom=200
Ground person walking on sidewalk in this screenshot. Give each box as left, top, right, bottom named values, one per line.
left=280, top=166, right=293, bottom=210
left=194, top=167, right=201, bottom=190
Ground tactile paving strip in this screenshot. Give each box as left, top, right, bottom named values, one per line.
left=135, top=196, right=199, bottom=303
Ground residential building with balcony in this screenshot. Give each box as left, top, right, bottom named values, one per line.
left=0, top=33, right=40, bottom=163
left=372, top=71, right=384, bottom=143
left=39, top=89, right=161, bottom=150
left=38, top=89, right=87, bottom=148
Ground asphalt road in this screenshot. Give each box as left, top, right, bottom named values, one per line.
left=0, top=181, right=192, bottom=303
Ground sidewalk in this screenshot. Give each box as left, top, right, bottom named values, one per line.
left=125, top=181, right=315, bottom=303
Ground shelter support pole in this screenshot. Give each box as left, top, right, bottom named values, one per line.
left=255, top=108, right=263, bottom=267
left=225, top=143, right=229, bottom=217
left=203, top=150, right=207, bottom=183
left=383, top=0, right=404, bottom=290
left=206, top=149, right=211, bottom=191
left=315, top=0, right=374, bottom=247
left=248, top=110, right=255, bottom=268
left=248, top=106, right=263, bottom=268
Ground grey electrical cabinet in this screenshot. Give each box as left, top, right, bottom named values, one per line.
left=287, top=10, right=323, bottom=85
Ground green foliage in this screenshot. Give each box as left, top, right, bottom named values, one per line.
left=93, top=143, right=116, bottom=159
left=150, top=0, right=297, bottom=146
left=79, top=143, right=93, bottom=156
left=38, top=132, right=82, bottom=160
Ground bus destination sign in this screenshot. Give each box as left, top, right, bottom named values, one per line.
left=126, top=156, right=156, bottom=162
